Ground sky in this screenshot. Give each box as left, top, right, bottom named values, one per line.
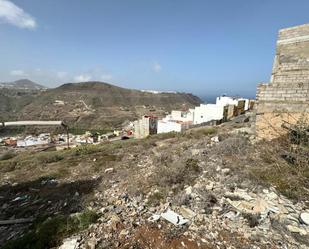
left=0, top=0, right=309, bottom=99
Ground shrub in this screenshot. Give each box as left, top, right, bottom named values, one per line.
left=3, top=210, right=98, bottom=249
left=37, top=153, right=64, bottom=164
left=153, top=159, right=201, bottom=190
left=73, top=145, right=101, bottom=156
left=0, top=151, right=16, bottom=161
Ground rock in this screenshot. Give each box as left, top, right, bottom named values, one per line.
left=104, top=168, right=114, bottom=173
left=211, top=136, right=219, bottom=143
left=287, top=225, right=307, bottom=235
left=148, top=214, right=161, bottom=222
left=266, top=192, right=278, bottom=200
left=114, top=206, right=123, bottom=214
left=185, top=186, right=193, bottom=195
left=110, top=214, right=121, bottom=230
left=205, top=181, right=214, bottom=190
left=300, top=212, right=309, bottom=226
left=86, top=239, right=97, bottom=249
left=191, top=149, right=200, bottom=156
left=161, top=209, right=189, bottom=226
left=59, top=236, right=80, bottom=249
left=223, top=211, right=239, bottom=220
left=221, top=168, right=230, bottom=174
left=119, top=229, right=129, bottom=238
left=179, top=207, right=196, bottom=219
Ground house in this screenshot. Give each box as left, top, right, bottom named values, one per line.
left=157, top=120, right=191, bottom=134
left=133, top=116, right=158, bottom=139
left=193, top=104, right=224, bottom=125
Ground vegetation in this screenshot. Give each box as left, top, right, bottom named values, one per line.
left=0, top=151, right=16, bottom=161
left=3, top=211, right=98, bottom=249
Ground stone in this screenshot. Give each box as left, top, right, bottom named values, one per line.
left=179, top=207, right=196, bottom=219
left=185, top=186, right=193, bottom=195
left=287, top=225, right=308, bottom=235
left=86, top=239, right=97, bottom=249
left=300, top=212, right=309, bottom=226
left=211, top=136, right=219, bottom=143
left=221, top=168, right=230, bottom=174
left=148, top=214, right=161, bottom=222
left=161, top=209, right=189, bottom=226
left=59, top=236, right=80, bottom=249
left=104, top=168, right=114, bottom=173
left=266, top=192, right=278, bottom=200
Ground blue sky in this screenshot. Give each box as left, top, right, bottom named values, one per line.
left=1, top=0, right=309, bottom=98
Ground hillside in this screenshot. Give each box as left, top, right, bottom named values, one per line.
left=1, top=113, right=308, bottom=248
left=0, top=79, right=46, bottom=90
left=1, top=81, right=202, bottom=129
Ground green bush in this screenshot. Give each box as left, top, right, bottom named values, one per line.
left=0, top=151, right=17, bottom=161
left=3, top=211, right=98, bottom=249
left=37, top=153, right=64, bottom=164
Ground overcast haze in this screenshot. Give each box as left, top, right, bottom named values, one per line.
left=1, top=0, right=309, bottom=98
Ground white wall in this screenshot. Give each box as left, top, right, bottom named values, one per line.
left=216, top=96, right=239, bottom=106
left=157, top=120, right=183, bottom=133
left=193, top=104, right=224, bottom=125
left=163, top=110, right=194, bottom=123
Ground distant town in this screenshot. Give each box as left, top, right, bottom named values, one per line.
left=0, top=95, right=254, bottom=150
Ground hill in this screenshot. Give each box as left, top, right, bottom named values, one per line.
left=0, top=79, right=46, bottom=90
left=1, top=81, right=202, bottom=129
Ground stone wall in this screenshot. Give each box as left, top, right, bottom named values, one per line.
left=256, top=24, right=309, bottom=139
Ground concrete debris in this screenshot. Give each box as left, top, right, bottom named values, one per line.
left=104, top=168, right=114, bottom=173
left=161, top=209, right=189, bottom=226
left=148, top=214, right=161, bottom=222
left=287, top=225, right=308, bottom=235
left=300, top=212, right=309, bottom=226
left=179, top=207, right=196, bottom=219
left=59, top=236, right=80, bottom=249
left=210, top=136, right=219, bottom=143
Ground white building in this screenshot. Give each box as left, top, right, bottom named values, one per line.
left=216, top=96, right=250, bottom=111
left=163, top=110, right=194, bottom=123
left=157, top=120, right=183, bottom=134
left=216, top=96, right=239, bottom=106
left=193, top=104, right=224, bottom=125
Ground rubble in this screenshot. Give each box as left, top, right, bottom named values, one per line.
left=300, top=212, right=309, bottom=226
left=59, top=236, right=80, bottom=249
left=161, top=209, right=189, bottom=226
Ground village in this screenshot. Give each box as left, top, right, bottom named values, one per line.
left=0, top=95, right=254, bottom=150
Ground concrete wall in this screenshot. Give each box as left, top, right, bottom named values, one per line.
left=216, top=96, right=239, bottom=107
left=163, top=110, right=194, bottom=122
left=193, top=104, right=224, bottom=125
left=157, top=120, right=183, bottom=134
left=256, top=23, right=309, bottom=139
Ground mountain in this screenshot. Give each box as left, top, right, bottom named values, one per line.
left=1, top=81, right=202, bottom=130
left=0, top=79, right=46, bottom=90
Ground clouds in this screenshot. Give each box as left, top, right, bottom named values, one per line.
left=74, top=68, right=113, bottom=82
left=56, top=71, right=68, bottom=79
left=152, top=62, right=162, bottom=73
left=10, top=69, right=27, bottom=76
left=0, top=0, right=36, bottom=29
left=101, top=74, right=113, bottom=81
left=74, top=74, right=92, bottom=82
